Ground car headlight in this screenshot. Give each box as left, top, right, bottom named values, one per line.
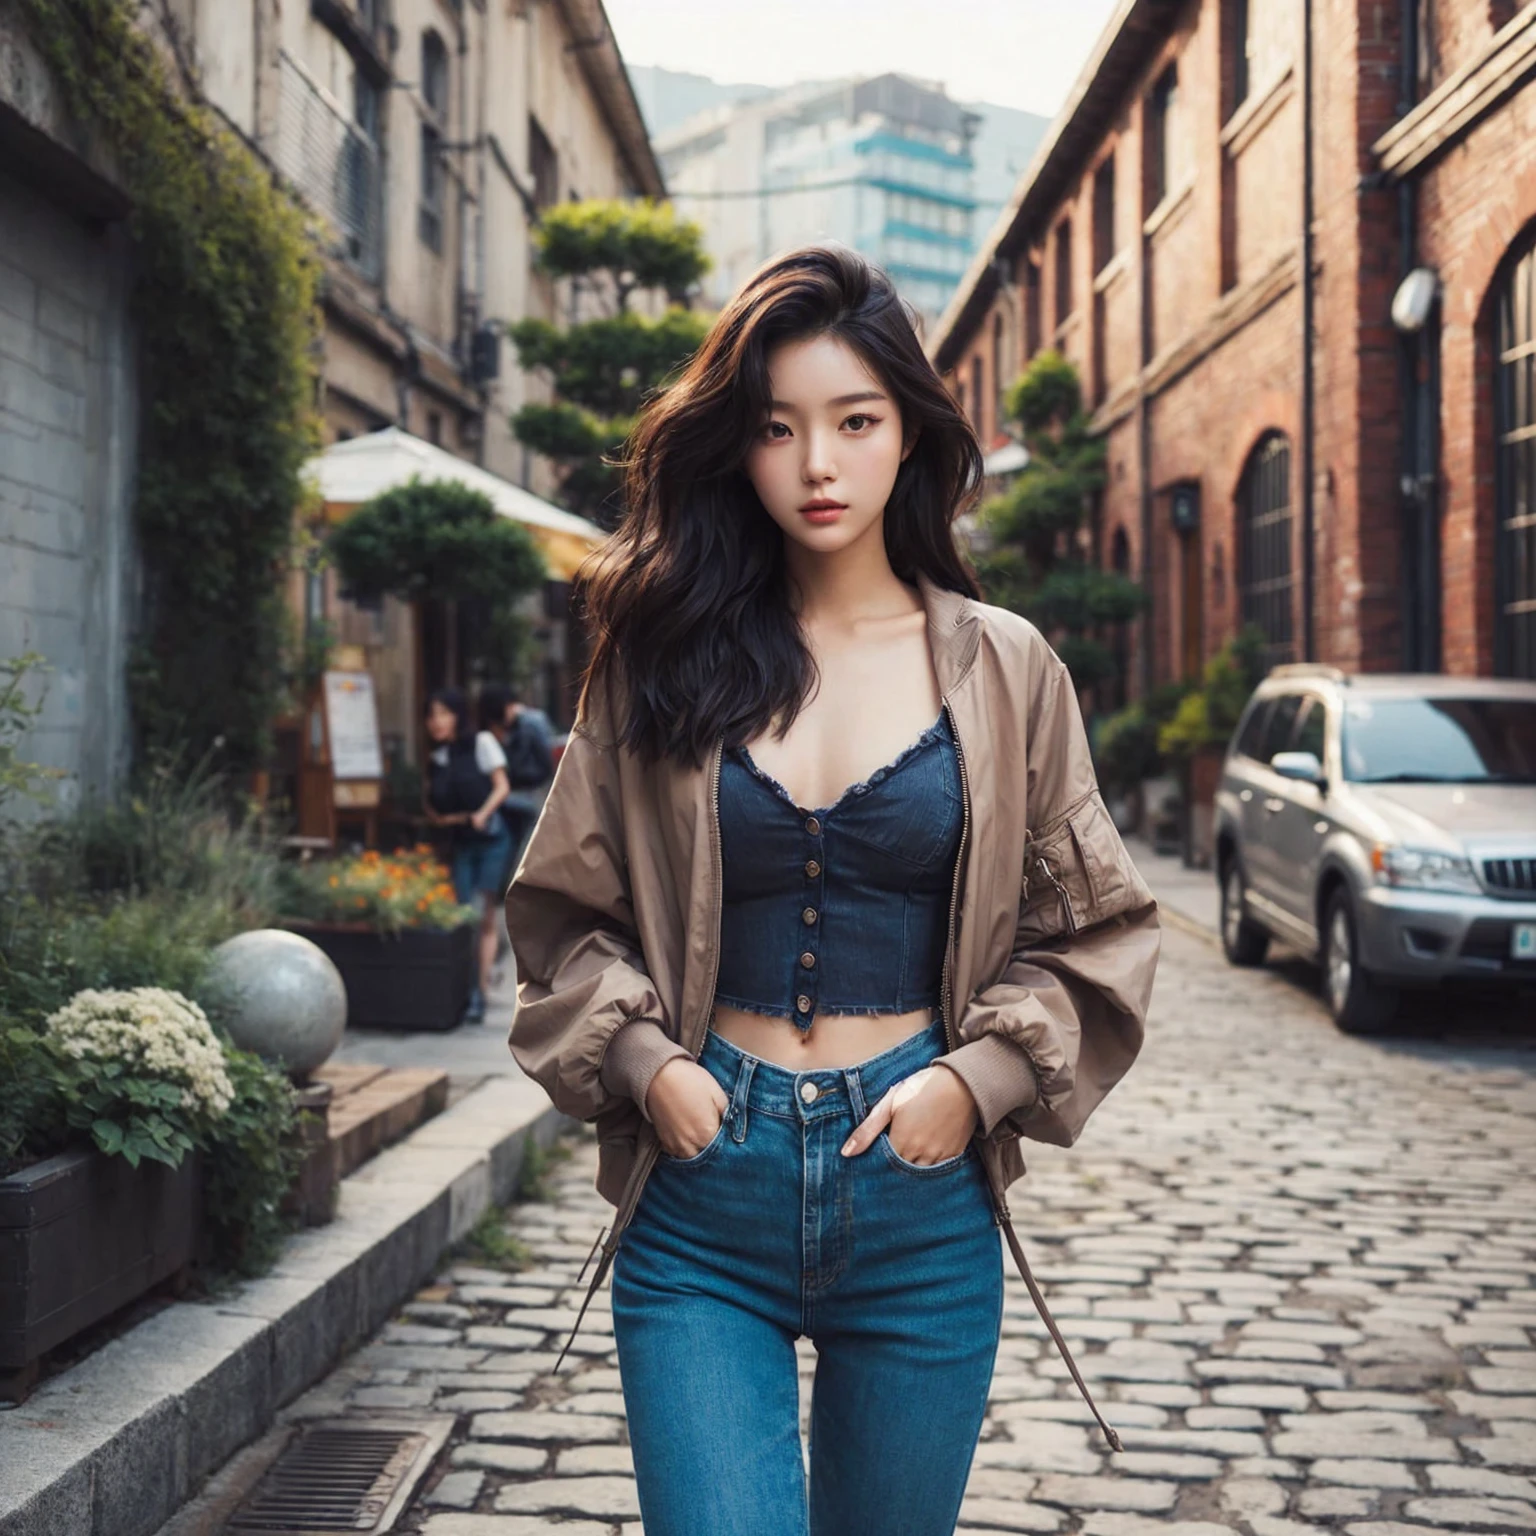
left=1371, top=844, right=1481, bottom=894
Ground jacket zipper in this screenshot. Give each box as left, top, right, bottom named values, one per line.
left=938, top=696, right=968, bottom=1057
left=557, top=734, right=725, bottom=1370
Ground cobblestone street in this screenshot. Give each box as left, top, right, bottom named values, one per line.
left=284, top=922, right=1536, bottom=1536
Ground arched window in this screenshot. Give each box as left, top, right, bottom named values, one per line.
left=1236, top=432, right=1296, bottom=668
left=422, top=31, right=449, bottom=118
left=1495, top=231, right=1536, bottom=678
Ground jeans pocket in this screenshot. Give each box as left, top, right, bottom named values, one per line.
left=658, top=1114, right=729, bottom=1169
left=877, top=1131, right=973, bottom=1178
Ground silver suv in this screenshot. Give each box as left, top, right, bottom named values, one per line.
left=1213, top=668, right=1536, bottom=1032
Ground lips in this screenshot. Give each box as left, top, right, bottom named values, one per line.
left=799, top=500, right=847, bottom=514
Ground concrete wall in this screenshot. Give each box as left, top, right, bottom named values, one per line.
left=0, top=169, right=137, bottom=809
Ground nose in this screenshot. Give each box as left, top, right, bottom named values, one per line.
left=801, top=425, right=837, bottom=486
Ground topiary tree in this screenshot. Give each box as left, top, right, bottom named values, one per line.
left=973, top=350, right=1146, bottom=695
left=328, top=479, right=547, bottom=606
left=510, top=199, right=711, bottom=527
left=327, top=479, right=548, bottom=685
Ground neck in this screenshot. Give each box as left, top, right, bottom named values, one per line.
left=782, top=519, right=916, bottom=630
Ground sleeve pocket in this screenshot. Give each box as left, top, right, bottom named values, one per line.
left=1018, top=788, right=1151, bottom=943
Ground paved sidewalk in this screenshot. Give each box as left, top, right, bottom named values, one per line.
left=235, top=920, right=1536, bottom=1536
left=1125, top=834, right=1221, bottom=938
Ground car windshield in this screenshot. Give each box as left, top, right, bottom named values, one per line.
left=1341, top=696, right=1536, bottom=784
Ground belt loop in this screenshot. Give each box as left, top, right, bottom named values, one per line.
left=842, top=1066, right=868, bottom=1125
left=729, top=1054, right=755, bottom=1142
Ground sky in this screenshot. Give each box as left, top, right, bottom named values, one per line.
left=602, top=0, right=1124, bottom=118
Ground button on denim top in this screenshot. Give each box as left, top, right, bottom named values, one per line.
left=715, top=709, right=964, bottom=1033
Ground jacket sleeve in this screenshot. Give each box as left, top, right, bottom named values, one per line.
left=942, top=652, right=1160, bottom=1147
left=504, top=694, right=687, bottom=1123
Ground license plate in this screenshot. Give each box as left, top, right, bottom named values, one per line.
left=1514, top=923, right=1536, bottom=961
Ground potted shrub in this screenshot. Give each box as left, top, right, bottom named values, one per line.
left=1, top=989, right=234, bottom=1399
left=280, top=846, right=477, bottom=1030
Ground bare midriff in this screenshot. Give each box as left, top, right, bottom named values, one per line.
left=709, top=1001, right=938, bottom=1071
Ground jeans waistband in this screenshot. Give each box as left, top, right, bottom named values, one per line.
left=697, top=1019, right=947, bottom=1124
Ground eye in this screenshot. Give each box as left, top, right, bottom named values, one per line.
left=844, top=413, right=880, bottom=432
left=759, top=420, right=791, bottom=441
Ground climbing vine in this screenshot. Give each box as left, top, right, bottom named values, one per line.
left=16, top=0, right=323, bottom=776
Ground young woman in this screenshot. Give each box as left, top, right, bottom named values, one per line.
left=506, top=246, right=1161, bottom=1536
left=423, top=686, right=510, bottom=1023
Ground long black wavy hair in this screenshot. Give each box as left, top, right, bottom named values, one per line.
left=576, top=243, right=984, bottom=769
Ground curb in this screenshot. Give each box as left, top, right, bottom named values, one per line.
left=0, top=1077, right=572, bottom=1536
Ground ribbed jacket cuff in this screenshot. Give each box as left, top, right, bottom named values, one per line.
left=599, top=1019, right=691, bottom=1122
left=936, top=1035, right=1042, bottom=1138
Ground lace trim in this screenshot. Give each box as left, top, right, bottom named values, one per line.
left=729, top=709, right=950, bottom=818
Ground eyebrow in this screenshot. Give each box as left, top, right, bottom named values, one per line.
left=767, top=391, right=889, bottom=411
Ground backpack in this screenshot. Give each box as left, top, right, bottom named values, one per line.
left=504, top=709, right=555, bottom=790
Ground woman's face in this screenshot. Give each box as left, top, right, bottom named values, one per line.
left=426, top=699, right=458, bottom=743
left=743, top=333, right=912, bottom=560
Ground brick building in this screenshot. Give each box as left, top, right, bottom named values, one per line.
left=930, top=0, right=1536, bottom=702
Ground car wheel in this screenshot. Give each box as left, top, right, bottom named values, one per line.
left=1220, top=857, right=1270, bottom=967
left=1322, top=889, right=1398, bottom=1034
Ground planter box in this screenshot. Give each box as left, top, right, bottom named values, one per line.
left=1182, top=744, right=1227, bottom=870
left=0, top=1147, right=201, bottom=1400
left=285, top=921, right=474, bottom=1031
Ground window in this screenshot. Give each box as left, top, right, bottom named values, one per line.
left=1495, top=231, right=1536, bottom=677
left=419, top=124, right=443, bottom=250
left=1147, top=65, right=1179, bottom=210
left=1258, top=692, right=1304, bottom=764
left=529, top=116, right=559, bottom=211
left=1234, top=696, right=1274, bottom=760
left=418, top=31, right=448, bottom=252
left=1093, top=154, right=1116, bottom=274
left=1236, top=433, right=1297, bottom=669
left=1054, top=219, right=1073, bottom=327
left=1024, top=257, right=1042, bottom=357
left=1110, top=526, right=1133, bottom=710
left=426, top=410, right=443, bottom=446
left=1294, top=697, right=1327, bottom=763
left=421, top=31, right=449, bottom=117
left=993, top=312, right=1007, bottom=429
left=970, top=354, right=984, bottom=433
left=1231, top=0, right=1251, bottom=110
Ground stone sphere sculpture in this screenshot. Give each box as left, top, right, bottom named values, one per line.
left=208, top=929, right=348, bottom=1078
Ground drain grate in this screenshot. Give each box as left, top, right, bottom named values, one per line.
left=224, top=1419, right=451, bottom=1534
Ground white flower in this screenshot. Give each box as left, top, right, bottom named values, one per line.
left=44, top=987, right=235, bottom=1121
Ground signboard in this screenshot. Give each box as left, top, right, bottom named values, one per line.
left=322, top=670, right=383, bottom=782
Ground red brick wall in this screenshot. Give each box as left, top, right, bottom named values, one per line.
left=941, top=0, right=1536, bottom=689
left=1415, top=70, right=1536, bottom=674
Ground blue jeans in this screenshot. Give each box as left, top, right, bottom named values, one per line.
left=611, top=1019, right=1003, bottom=1536
left=450, top=825, right=513, bottom=906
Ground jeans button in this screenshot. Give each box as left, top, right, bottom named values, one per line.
left=805, top=815, right=821, bottom=836
left=802, top=907, right=817, bottom=925
left=800, top=951, right=815, bottom=969
left=799, top=1080, right=819, bottom=1104
left=796, top=993, right=812, bottom=1014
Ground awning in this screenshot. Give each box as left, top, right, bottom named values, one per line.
left=982, top=440, right=1030, bottom=478
left=304, top=427, right=608, bottom=582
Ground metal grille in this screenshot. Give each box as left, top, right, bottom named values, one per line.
left=275, top=51, right=381, bottom=280
left=1496, top=235, right=1536, bottom=678
left=1237, top=432, right=1297, bottom=670
left=1482, top=856, right=1536, bottom=896
left=226, top=1427, right=428, bottom=1532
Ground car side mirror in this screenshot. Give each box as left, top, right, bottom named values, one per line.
left=1271, top=750, right=1326, bottom=790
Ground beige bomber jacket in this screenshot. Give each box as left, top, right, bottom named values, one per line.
left=505, top=574, right=1161, bottom=1446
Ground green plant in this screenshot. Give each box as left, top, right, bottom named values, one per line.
left=200, top=1041, right=303, bottom=1276
left=510, top=199, right=711, bottom=525
left=0, top=652, right=66, bottom=812
left=974, top=352, right=1147, bottom=695
left=17, top=0, right=322, bottom=778
left=1158, top=626, right=1270, bottom=759
left=41, top=987, right=234, bottom=1168
left=456, top=1206, right=534, bottom=1271
left=328, top=478, right=547, bottom=609
left=0, top=1023, right=59, bottom=1177
left=280, top=845, right=476, bottom=933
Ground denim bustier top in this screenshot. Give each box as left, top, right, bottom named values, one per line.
left=715, top=710, right=964, bottom=1033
